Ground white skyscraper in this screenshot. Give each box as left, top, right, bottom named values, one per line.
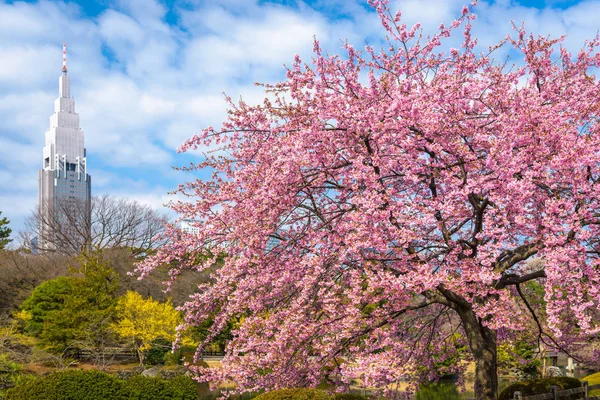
left=37, top=44, right=91, bottom=252
left=180, top=219, right=201, bottom=236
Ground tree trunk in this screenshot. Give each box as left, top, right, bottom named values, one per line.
left=137, top=348, right=145, bottom=367
left=457, top=306, right=498, bottom=400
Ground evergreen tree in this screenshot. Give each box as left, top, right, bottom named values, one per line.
left=0, top=211, right=12, bottom=250
left=18, top=254, right=120, bottom=353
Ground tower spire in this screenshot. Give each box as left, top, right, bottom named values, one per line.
left=62, top=43, right=67, bottom=73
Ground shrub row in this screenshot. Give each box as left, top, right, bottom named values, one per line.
left=499, top=377, right=582, bottom=400
left=5, top=370, right=197, bottom=400
left=254, top=388, right=368, bottom=400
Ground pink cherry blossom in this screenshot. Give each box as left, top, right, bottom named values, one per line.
left=138, top=2, right=600, bottom=399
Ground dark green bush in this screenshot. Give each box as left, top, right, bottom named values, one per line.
left=254, top=388, right=334, bottom=400
left=126, top=375, right=197, bottom=400
left=415, top=383, right=462, bottom=400
left=168, top=375, right=199, bottom=398
left=6, top=370, right=197, bottom=400
left=334, top=394, right=369, bottom=399
left=499, top=376, right=582, bottom=400
left=163, top=345, right=199, bottom=366
left=254, top=389, right=369, bottom=400
left=146, top=337, right=171, bottom=366
left=6, top=370, right=132, bottom=400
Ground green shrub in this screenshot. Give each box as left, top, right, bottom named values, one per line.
left=499, top=376, right=582, bottom=400
left=415, top=383, right=462, bottom=400
left=146, top=337, right=171, bottom=366
left=167, top=375, right=199, bottom=398
left=254, top=389, right=369, bottom=400
left=254, top=388, right=334, bottom=400
left=334, top=394, right=369, bottom=399
left=0, top=354, right=23, bottom=392
left=5, top=370, right=197, bottom=400
left=126, top=375, right=197, bottom=400
left=163, top=345, right=198, bottom=366
left=6, top=370, right=132, bottom=400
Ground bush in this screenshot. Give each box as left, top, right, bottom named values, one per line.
left=163, top=345, right=198, bottom=366
left=146, top=337, right=171, bottom=366
left=499, top=377, right=582, bottom=400
left=6, top=370, right=198, bottom=400
left=126, top=375, right=197, bottom=400
left=254, top=389, right=334, bottom=400
left=254, top=389, right=369, bottom=400
left=168, top=375, right=199, bottom=398
left=6, top=370, right=132, bottom=400
left=0, top=354, right=23, bottom=392
left=334, top=394, right=369, bottom=399
left=415, top=383, right=462, bottom=400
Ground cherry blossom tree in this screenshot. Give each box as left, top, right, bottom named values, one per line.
left=138, top=1, right=600, bottom=399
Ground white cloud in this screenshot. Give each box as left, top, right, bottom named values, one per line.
left=115, top=0, right=168, bottom=24
left=98, top=10, right=146, bottom=51
left=0, top=138, right=40, bottom=167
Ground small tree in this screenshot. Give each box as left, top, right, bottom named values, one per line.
left=18, top=277, right=75, bottom=340
left=18, top=255, right=119, bottom=354
left=0, top=211, right=12, bottom=250
left=111, top=291, right=180, bottom=366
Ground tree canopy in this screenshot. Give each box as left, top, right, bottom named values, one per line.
left=111, top=291, right=180, bottom=365
left=138, top=2, right=600, bottom=399
left=27, top=194, right=167, bottom=256
left=18, top=256, right=119, bottom=353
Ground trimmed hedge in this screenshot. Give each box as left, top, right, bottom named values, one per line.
left=499, top=377, right=582, bottom=400
left=6, top=370, right=197, bottom=400
left=254, top=389, right=368, bottom=400
left=333, top=394, right=370, bottom=399
left=415, top=383, right=462, bottom=400
left=126, top=375, right=197, bottom=400
left=254, top=389, right=333, bottom=400
left=6, top=370, right=131, bottom=400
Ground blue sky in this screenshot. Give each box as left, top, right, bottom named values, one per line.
left=0, top=0, right=598, bottom=239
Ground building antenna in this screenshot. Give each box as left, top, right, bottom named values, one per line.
left=62, top=43, right=67, bottom=72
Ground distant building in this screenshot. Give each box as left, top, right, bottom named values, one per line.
left=180, top=219, right=201, bottom=236
left=266, top=235, right=280, bottom=253
left=37, top=44, right=91, bottom=252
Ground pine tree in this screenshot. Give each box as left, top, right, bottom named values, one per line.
left=0, top=211, right=12, bottom=250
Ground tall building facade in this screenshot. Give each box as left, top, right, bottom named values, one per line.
left=38, top=44, right=91, bottom=252
left=180, top=219, right=201, bottom=236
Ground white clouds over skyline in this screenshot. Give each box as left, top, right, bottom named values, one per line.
left=0, top=0, right=599, bottom=237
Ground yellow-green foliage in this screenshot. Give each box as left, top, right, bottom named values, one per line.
left=111, top=291, right=181, bottom=362
left=582, top=372, right=600, bottom=396
left=497, top=339, right=541, bottom=376
left=582, top=371, right=600, bottom=385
